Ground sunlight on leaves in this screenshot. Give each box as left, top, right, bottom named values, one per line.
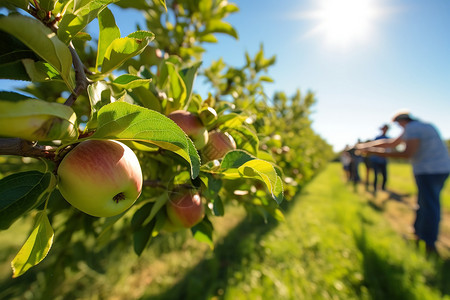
left=11, top=211, right=54, bottom=278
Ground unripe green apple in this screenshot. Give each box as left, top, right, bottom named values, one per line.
left=201, top=130, right=237, bottom=162
left=57, top=139, right=143, bottom=217
left=168, top=110, right=208, bottom=149
left=166, top=192, right=205, bottom=228
left=0, top=99, right=77, bottom=142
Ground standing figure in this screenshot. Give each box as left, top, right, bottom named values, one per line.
left=348, top=146, right=362, bottom=191
left=370, top=124, right=390, bottom=194
left=340, top=148, right=352, bottom=181
left=356, top=111, right=450, bottom=254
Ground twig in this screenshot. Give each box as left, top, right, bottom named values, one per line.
left=143, top=179, right=167, bottom=189
left=0, top=138, right=57, bottom=160
left=26, top=6, right=90, bottom=107
left=64, top=43, right=89, bottom=106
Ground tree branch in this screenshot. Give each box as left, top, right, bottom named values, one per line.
left=27, top=7, right=90, bottom=107
left=64, top=43, right=89, bottom=106
left=143, top=180, right=167, bottom=189
left=0, top=138, right=57, bottom=160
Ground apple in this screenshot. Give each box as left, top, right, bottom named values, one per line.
left=201, top=130, right=237, bottom=162
left=166, top=191, right=205, bottom=228
left=57, top=139, right=143, bottom=217
left=168, top=110, right=208, bottom=149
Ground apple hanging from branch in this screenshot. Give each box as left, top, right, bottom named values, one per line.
left=57, top=139, right=143, bottom=217
left=166, top=191, right=205, bottom=229
left=201, top=130, right=237, bottom=162
left=168, top=110, right=209, bottom=149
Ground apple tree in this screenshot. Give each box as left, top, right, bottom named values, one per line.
left=0, top=3, right=334, bottom=296
left=0, top=0, right=287, bottom=280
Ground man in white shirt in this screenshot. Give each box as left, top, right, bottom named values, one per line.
left=356, top=111, right=450, bottom=254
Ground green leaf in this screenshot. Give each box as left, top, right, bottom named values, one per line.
left=0, top=171, right=56, bottom=230
left=0, top=98, right=78, bottom=142
left=157, top=56, right=182, bottom=90
left=200, top=173, right=223, bottom=216
left=147, top=194, right=168, bottom=223
left=205, top=19, right=238, bottom=39
left=238, top=159, right=284, bottom=204
left=89, top=102, right=200, bottom=178
left=131, top=202, right=153, bottom=230
left=159, top=0, right=167, bottom=11
left=127, top=31, right=155, bottom=40
left=112, top=74, right=151, bottom=90
left=0, top=30, right=39, bottom=64
left=227, top=126, right=259, bottom=155
left=180, top=62, right=202, bottom=108
left=96, top=7, right=121, bottom=71
left=131, top=86, right=162, bottom=112
left=57, top=0, right=120, bottom=44
left=133, top=218, right=156, bottom=256
left=2, top=0, right=28, bottom=10
left=86, top=81, right=113, bottom=129
left=101, top=32, right=154, bottom=74
left=165, top=62, right=187, bottom=111
left=11, top=211, right=54, bottom=277
left=218, top=3, right=239, bottom=15
left=131, top=194, right=167, bottom=231
left=199, top=0, right=212, bottom=19
left=192, top=218, right=214, bottom=249
left=22, top=59, right=62, bottom=82
left=0, top=15, right=73, bottom=90
left=220, top=150, right=255, bottom=169
left=219, top=115, right=259, bottom=154
left=0, top=61, right=30, bottom=81
left=95, top=212, right=125, bottom=248
left=259, top=75, right=274, bottom=82
left=39, top=0, right=57, bottom=11
left=0, top=91, right=29, bottom=101
left=199, top=33, right=218, bottom=43
left=220, top=150, right=284, bottom=204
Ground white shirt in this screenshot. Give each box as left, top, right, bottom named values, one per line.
left=402, top=120, right=450, bottom=175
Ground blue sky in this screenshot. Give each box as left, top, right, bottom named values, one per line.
left=197, top=0, right=450, bottom=151
left=1, top=0, right=449, bottom=152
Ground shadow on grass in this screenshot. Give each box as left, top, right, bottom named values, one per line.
left=141, top=198, right=295, bottom=300
left=365, top=189, right=414, bottom=212
left=385, top=190, right=412, bottom=204
left=354, top=226, right=450, bottom=300
left=141, top=214, right=278, bottom=300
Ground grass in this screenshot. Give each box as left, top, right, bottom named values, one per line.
left=0, top=162, right=449, bottom=299
left=385, top=162, right=450, bottom=210
left=136, top=162, right=450, bottom=299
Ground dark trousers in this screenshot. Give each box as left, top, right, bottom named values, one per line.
left=414, top=173, right=449, bottom=247
left=373, top=162, right=387, bottom=191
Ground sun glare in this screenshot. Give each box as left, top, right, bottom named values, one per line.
left=304, top=0, right=380, bottom=48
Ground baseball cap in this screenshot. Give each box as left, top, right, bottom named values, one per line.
left=391, top=110, right=413, bottom=122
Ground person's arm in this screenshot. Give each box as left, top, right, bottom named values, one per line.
left=356, top=135, right=403, bottom=149
left=358, top=138, right=419, bottom=159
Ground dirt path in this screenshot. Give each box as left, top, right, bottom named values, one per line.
left=359, top=187, right=450, bottom=257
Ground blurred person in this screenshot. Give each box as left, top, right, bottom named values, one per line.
left=362, top=140, right=373, bottom=191
left=356, top=111, right=450, bottom=254
left=348, top=144, right=362, bottom=191
left=340, top=147, right=352, bottom=181
left=370, top=124, right=390, bottom=194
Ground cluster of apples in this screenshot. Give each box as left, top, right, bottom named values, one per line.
left=167, top=110, right=237, bottom=163
left=56, top=109, right=237, bottom=230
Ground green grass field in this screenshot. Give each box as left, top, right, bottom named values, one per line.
left=385, top=162, right=450, bottom=211
left=1, top=162, right=449, bottom=299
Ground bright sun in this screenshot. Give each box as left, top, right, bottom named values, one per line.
left=304, top=0, right=380, bottom=48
